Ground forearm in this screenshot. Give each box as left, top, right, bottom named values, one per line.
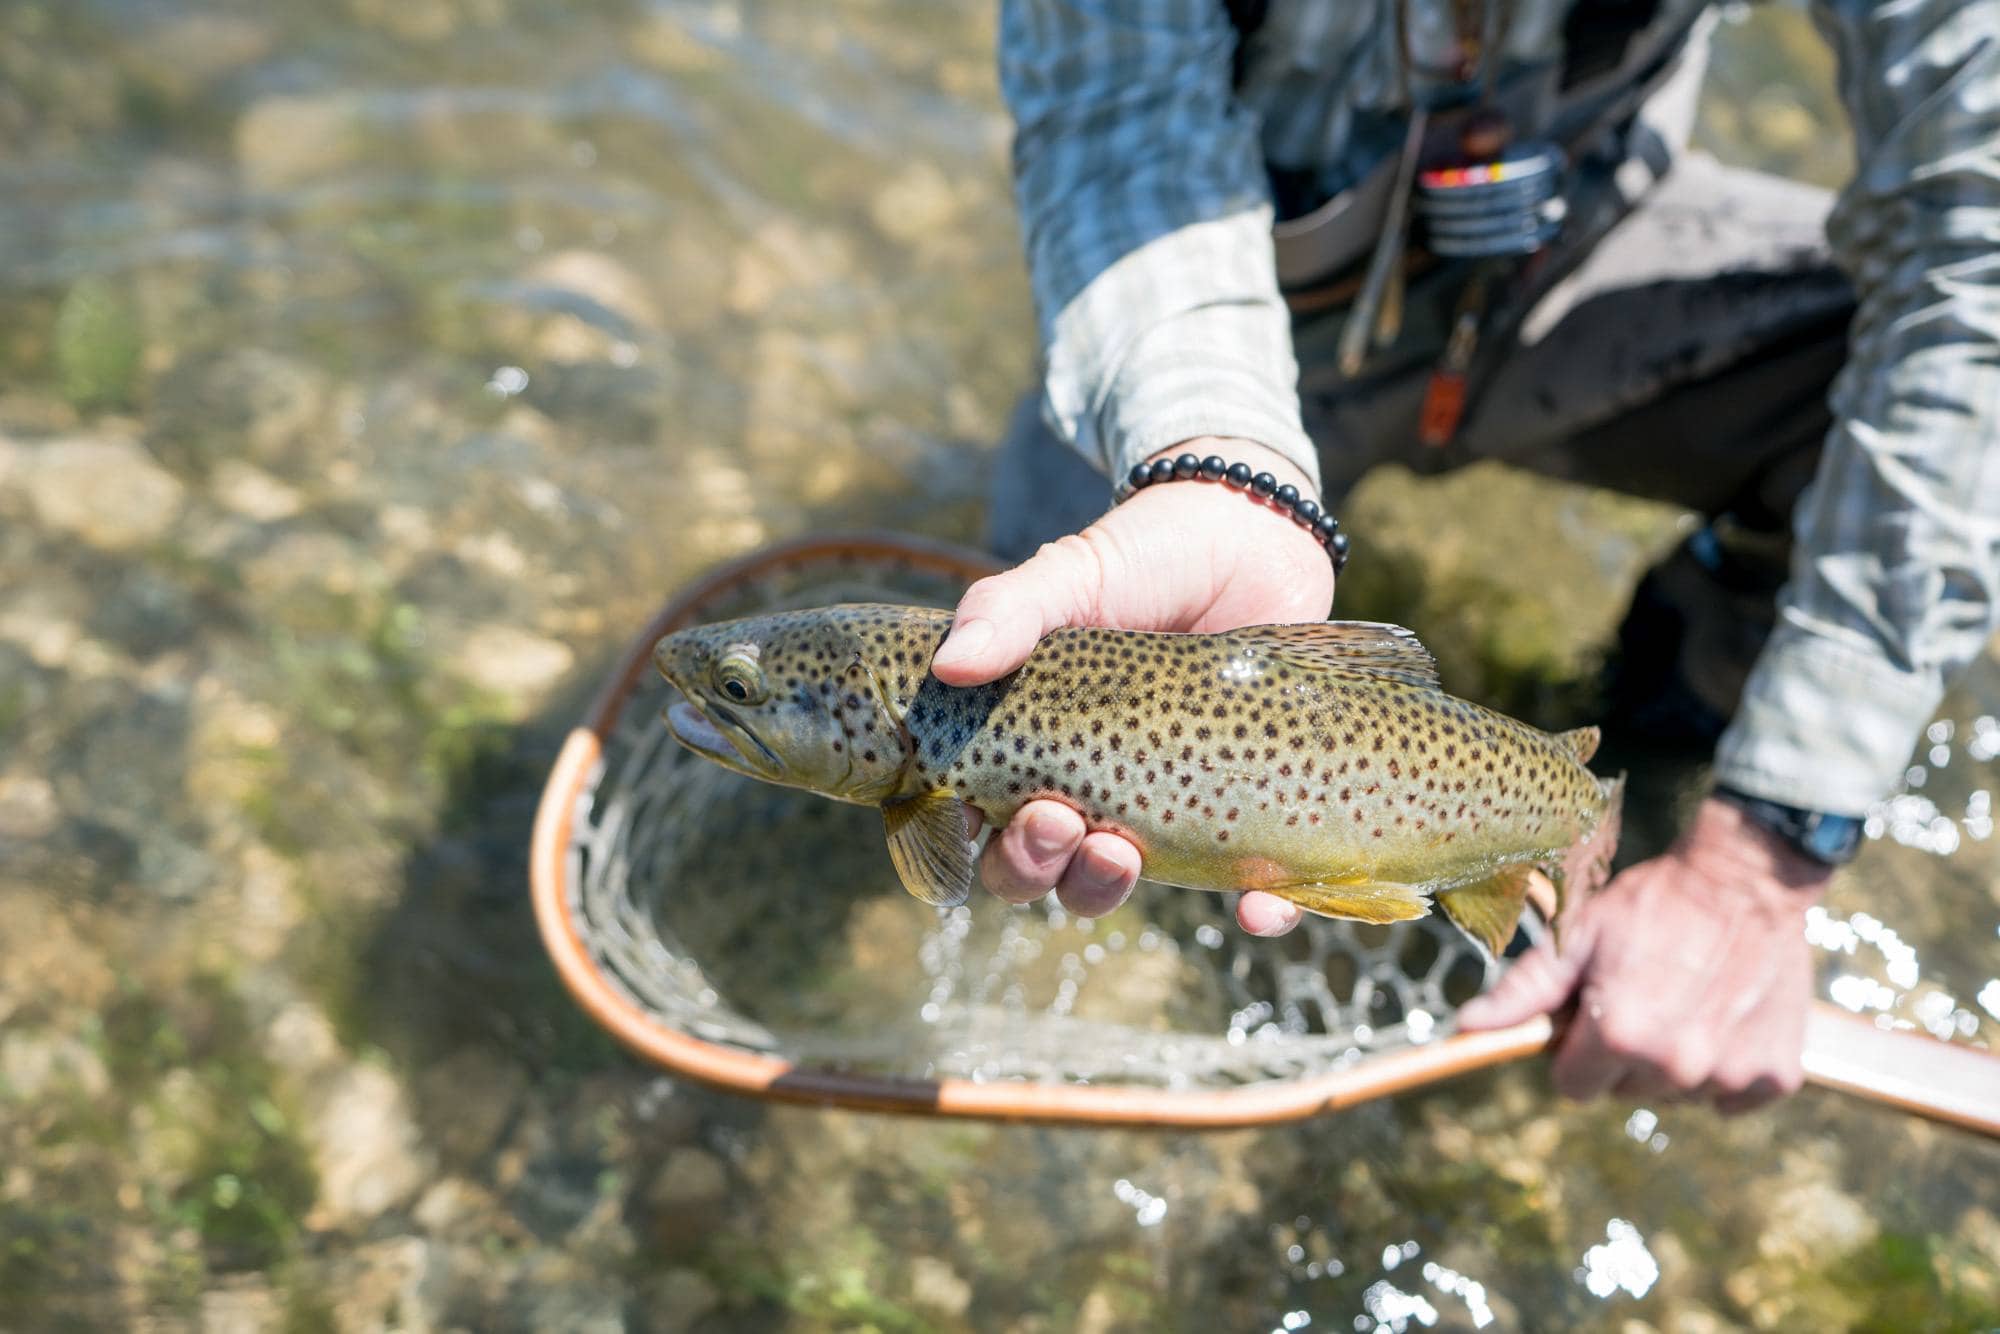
left=1718, top=0, right=2000, bottom=813
left=1002, top=0, right=1317, bottom=492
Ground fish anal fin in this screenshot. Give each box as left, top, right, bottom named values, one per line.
left=1233, top=621, right=1440, bottom=688
left=1555, top=725, right=1601, bottom=764
left=1270, top=879, right=1431, bottom=924
left=882, top=790, right=974, bottom=907
left=1438, top=863, right=1536, bottom=959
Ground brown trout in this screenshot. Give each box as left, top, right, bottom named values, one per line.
left=653, top=604, right=1620, bottom=955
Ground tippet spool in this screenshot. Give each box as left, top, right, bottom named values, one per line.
left=1416, top=141, right=1567, bottom=258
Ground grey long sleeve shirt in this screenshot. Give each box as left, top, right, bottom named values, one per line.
left=1001, top=0, right=2000, bottom=815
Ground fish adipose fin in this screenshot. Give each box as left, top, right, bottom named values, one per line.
left=1554, top=725, right=1601, bottom=763
left=1437, top=863, right=1537, bottom=959
left=881, top=790, right=974, bottom=907
left=1269, top=879, right=1431, bottom=924
left=1237, top=621, right=1440, bottom=688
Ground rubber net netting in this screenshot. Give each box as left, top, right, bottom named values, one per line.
left=564, top=548, right=1527, bottom=1089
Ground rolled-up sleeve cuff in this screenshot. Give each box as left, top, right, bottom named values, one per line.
left=1042, top=209, right=1321, bottom=495
left=1711, top=622, right=1940, bottom=815
left=1097, top=305, right=1321, bottom=490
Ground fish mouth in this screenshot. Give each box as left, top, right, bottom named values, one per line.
left=664, top=695, right=784, bottom=778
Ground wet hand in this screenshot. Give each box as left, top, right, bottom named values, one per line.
left=934, top=438, right=1333, bottom=920
left=1457, top=796, right=1830, bottom=1113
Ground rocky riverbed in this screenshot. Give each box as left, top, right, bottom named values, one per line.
left=2, top=1, right=1996, bottom=1330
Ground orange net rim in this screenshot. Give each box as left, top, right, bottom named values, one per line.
left=529, top=532, right=2000, bottom=1134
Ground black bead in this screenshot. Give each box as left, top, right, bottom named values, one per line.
left=1250, top=471, right=1277, bottom=497
left=1294, top=498, right=1320, bottom=526
left=1199, top=455, right=1227, bottom=481
left=1330, top=532, right=1351, bottom=569
left=1273, top=484, right=1299, bottom=511
left=1126, top=463, right=1153, bottom=493
left=1174, top=453, right=1201, bottom=479
left=1149, top=457, right=1175, bottom=485
left=1314, top=512, right=1340, bottom=541
left=1225, top=462, right=1253, bottom=488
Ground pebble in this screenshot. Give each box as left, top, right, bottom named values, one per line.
left=241, top=530, right=366, bottom=598
left=644, top=1268, right=721, bottom=1328
left=0, top=1030, right=110, bottom=1100
left=210, top=460, right=305, bottom=522
left=909, top=1255, right=973, bottom=1318
left=645, top=1146, right=729, bottom=1213
left=0, top=775, right=61, bottom=840
left=197, top=1276, right=282, bottom=1334
left=305, top=1063, right=435, bottom=1227
left=869, top=161, right=962, bottom=244
left=451, top=624, right=574, bottom=700
left=234, top=95, right=365, bottom=191
left=415, top=1046, right=527, bottom=1165
left=523, top=250, right=662, bottom=334
left=15, top=434, right=184, bottom=550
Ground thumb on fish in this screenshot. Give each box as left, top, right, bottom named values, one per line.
left=1456, top=927, right=1594, bottom=1031
left=932, top=536, right=1106, bottom=685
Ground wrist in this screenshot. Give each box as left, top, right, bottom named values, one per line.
left=1128, top=438, right=1345, bottom=573
left=1144, top=438, right=1317, bottom=501
left=1677, top=796, right=1836, bottom=898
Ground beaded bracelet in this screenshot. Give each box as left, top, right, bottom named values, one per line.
left=1115, top=452, right=1350, bottom=573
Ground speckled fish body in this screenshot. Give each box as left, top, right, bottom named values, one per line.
left=654, top=604, right=1620, bottom=954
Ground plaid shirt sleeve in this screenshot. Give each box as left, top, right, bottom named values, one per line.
left=1713, top=0, right=2000, bottom=814
left=998, top=0, right=1322, bottom=492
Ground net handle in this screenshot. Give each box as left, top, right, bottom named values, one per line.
left=530, top=532, right=2000, bottom=1136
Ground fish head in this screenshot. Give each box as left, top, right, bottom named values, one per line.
left=652, top=607, right=922, bottom=802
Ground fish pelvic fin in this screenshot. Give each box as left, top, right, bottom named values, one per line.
left=1554, top=725, right=1601, bottom=764
left=881, top=790, right=974, bottom=907
left=1268, top=879, right=1431, bottom=924
left=1234, top=621, right=1440, bottom=688
left=1437, top=863, right=1536, bottom=960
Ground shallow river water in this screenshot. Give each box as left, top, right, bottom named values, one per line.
left=1, top=1, right=1996, bottom=1330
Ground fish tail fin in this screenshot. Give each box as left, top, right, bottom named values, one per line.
left=1437, top=864, right=1536, bottom=959
left=1542, top=772, right=1625, bottom=949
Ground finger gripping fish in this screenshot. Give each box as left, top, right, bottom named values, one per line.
left=654, top=604, right=1621, bottom=956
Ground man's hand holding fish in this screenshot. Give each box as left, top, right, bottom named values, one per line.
left=933, top=437, right=1331, bottom=924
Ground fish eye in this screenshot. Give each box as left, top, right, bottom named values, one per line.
left=714, top=653, right=768, bottom=706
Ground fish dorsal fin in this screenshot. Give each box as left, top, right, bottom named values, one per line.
left=1555, top=725, right=1600, bottom=764
left=1234, top=621, right=1439, bottom=687
left=881, top=790, right=974, bottom=907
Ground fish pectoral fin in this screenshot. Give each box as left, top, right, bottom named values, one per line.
left=1233, top=621, right=1440, bottom=688
left=1269, top=879, right=1431, bottom=924
left=881, top=790, right=974, bottom=907
left=1437, top=863, right=1536, bottom=959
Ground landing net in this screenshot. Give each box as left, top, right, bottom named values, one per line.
left=534, top=535, right=1549, bottom=1118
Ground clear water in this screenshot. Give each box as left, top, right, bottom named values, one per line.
left=1, top=1, right=1995, bottom=1330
